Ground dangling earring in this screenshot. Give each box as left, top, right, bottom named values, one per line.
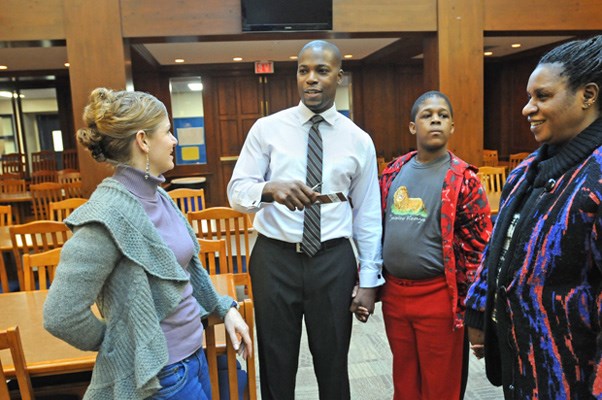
left=584, top=102, right=592, bottom=109
left=144, top=154, right=150, bottom=180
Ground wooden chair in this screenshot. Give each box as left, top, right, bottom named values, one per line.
left=62, top=149, right=79, bottom=171
left=477, top=166, right=506, bottom=215
left=0, top=172, right=23, bottom=180
left=0, top=205, right=12, bottom=293
left=188, top=207, right=254, bottom=300
left=58, top=170, right=83, bottom=198
left=30, top=182, right=64, bottom=220
left=168, top=188, right=206, bottom=214
left=22, top=247, right=62, bottom=291
left=482, top=149, right=499, bottom=167
left=31, top=169, right=59, bottom=185
left=508, top=152, right=530, bottom=170
left=0, top=326, right=34, bottom=400
left=0, top=178, right=27, bottom=194
left=199, top=238, right=228, bottom=275
left=31, top=150, right=57, bottom=172
left=205, top=274, right=257, bottom=400
left=49, top=198, right=87, bottom=221
left=1, top=153, right=26, bottom=177
left=10, top=220, right=71, bottom=291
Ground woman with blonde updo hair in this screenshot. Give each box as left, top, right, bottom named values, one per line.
left=44, top=87, right=252, bottom=399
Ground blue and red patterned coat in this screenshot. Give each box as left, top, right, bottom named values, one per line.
left=380, top=151, right=492, bottom=329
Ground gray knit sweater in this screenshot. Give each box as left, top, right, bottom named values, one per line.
left=43, top=178, right=234, bottom=399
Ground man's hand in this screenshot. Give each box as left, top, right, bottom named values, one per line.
left=467, top=327, right=485, bottom=359
left=262, top=180, right=319, bottom=211
left=349, top=286, right=377, bottom=323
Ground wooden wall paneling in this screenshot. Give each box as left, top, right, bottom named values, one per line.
left=484, top=0, right=602, bottom=31
left=1, top=0, right=64, bottom=41
left=394, top=65, right=425, bottom=157
left=263, top=74, right=298, bottom=116
left=357, top=65, right=400, bottom=161
left=431, top=0, right=484, bottom=166
left=334, top=0, right=437, bottom=32
left=121, top=0, right=242, bottom=37
left=63, top=0, right=131, bottom=197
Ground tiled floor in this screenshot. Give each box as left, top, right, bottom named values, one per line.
left=252, top=302, right=504, bottom=399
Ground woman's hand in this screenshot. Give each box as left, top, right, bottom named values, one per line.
left=224, top=307, right=253, bottom=359
left=468, top=327, right=485, bottom=359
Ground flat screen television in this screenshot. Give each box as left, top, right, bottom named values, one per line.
left=241, top=0, right=332, bottom=32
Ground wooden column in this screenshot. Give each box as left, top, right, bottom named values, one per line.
left=63, top=0, right=132, bottom=197
left=424, top=0, right=483, bottom=166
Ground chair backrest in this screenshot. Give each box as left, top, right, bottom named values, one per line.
left=168, top=188, right=206, bottom=214
left=0, top=178, right=27, bottom=194
left=49, top=198, right=87, bottom=221
left=57, top=170, right=81, bottom=185
left=22, top=247, right=62, bottom=291
left=31, top=150, right=57, bottom=172
left=62, top=181, right=84, bottom=199
left=31, top=169, right=59, bottom=185
left=198, top=238, right=228, bottom=275
left=205, top=277, right=257, bottom=400
left=30, top=182, right=64, bottom=220
left=508, top=152, right=530, bottom=170
left=0, top=205, right=12, bottom=293
left=477, top=166, right=506, bottom=194
left=1, top=153, right=26, bottom=177
left=482, top=149, right=499, bottom=167
left=0, top=326, right=34, bottom=400
left=10, top=220, right=71, bottom=291
left=188, top=207, right=254, bottom=300
left=62, top=149, right=79, bottom=171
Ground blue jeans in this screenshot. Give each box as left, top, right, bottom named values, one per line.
left=150, top=347, right=211, bottom=400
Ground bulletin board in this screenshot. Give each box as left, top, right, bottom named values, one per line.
left=173, top=117, right=207, bottom=164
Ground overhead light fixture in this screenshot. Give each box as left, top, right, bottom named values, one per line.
left=0, top=65, right=7, bottom=70
left=187, top=82, right=203, bottom=91
left=0, top=91, right=12, bottom=98
left=511, top=43, right=522, bottom=48
left=233, top=57, right=243, bottom=62
left=484, top=51, right=494, bottom=56
left=64, top=62, right=70, bottom=67
left=343, top=54, right=353, bottom=59
left=175, top=59, right=185, bottom=63
left=289, top=56, right=298, bottom=60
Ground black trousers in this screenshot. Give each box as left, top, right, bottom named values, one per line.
left=249, top=234, right=357, bottom=400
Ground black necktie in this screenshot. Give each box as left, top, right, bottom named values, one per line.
left=301, top=115, right=324, bottom=256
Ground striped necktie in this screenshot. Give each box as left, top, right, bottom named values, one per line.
left=301, top=114, right=324, bottom=256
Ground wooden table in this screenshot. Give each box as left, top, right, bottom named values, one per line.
left=0, top=192, right=32, bottom=224
left=0, top=274, right=237, bottom=378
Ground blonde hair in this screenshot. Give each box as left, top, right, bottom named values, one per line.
left=77, top=88, right=167, bottom=164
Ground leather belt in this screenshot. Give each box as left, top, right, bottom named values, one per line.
left=259, top=234, right=348, bottom=254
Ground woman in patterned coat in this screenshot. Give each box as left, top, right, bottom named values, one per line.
left=465, top=35, right=602, bottom=399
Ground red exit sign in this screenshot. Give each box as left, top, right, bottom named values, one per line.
left=254, top=61, right=274, bottom=74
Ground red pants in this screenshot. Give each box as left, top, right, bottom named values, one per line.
left=382, top=274, right=464, bottom=400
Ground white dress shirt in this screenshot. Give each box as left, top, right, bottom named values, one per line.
left=228, top=102, right=384, bottom=287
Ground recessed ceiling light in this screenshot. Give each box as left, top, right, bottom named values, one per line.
left=511, top=43, right=522, bottom=48
left=0, top=65, right=7, bottom=70
left=233, top=57, right=243, bottom=62
left=64, top=63, right=70, bottom=67
left=188, top=83, right=204, bottom=91
left=343, top=54, right=353, bottom=59
left=484, top=51, right=494, bottom=56
left=0, top=91, right=12, bottom=98
left=289, top=56, right=298, bottom=60
left=175, top=59, right=185, bottom=63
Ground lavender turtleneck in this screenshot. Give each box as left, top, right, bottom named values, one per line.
left=113, top=165, right=203, bottom=364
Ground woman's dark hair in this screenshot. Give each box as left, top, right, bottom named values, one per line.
left=539, top=35, right=602, bottom=105
left=410, top=91, right=454, bottom=121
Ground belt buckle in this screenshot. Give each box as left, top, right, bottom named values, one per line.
left=295, top=243, right=303, bottom=253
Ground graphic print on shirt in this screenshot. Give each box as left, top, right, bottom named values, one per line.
left=391, top=186, right=427, bottom=219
